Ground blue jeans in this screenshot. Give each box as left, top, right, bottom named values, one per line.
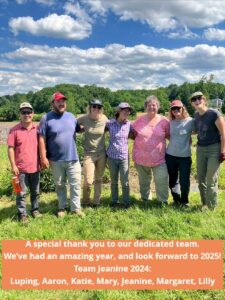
left=196, top=143, right=220, bottom=208
left=50, top=160, right=81, bottom=211
left=108, top=157, right=130, bottom=205
left=166, top=154, right=191, bottom=204
left=135, top=163, right=168, bottom=203
left=17, top=172, right=40, bottom=216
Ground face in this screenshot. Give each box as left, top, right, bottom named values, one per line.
left=146, top=101, right=159, bottom=115
left=52, top=99, right=67, bottom=114
left=190, top=95, right=205, bottom=110
left=171, top=106, right=182, bottom=119
left=90, top=104, right=102, bottom=115
left=118, top=108, right=131, bottom=121
left=20, top=109, right=34, bottom=123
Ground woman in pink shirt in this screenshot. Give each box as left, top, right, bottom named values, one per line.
left=132, top=95, right=170, bottom=205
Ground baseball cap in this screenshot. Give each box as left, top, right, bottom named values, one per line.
left=19, top=102, right=33, bottom=110
left=170, top=100, right=183, bottom=108
left=189, top=91, right=204, bottom=101
left=89, top=99, right=103, bottom=106
left=52, top=92, right=67, bottom=102
left=117, top=102, right=133, bottom=111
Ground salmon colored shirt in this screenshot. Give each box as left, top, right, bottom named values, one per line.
left=132, top=114, right=170, bottom=167
left=7, top=123, right=40, bottom=173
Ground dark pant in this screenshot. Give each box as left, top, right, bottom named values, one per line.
left=16, top=172, right=40, bottom=216
left=165, top=154, right=191, bottom=204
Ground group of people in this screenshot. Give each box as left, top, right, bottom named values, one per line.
left=7, top=91, right=225, bottom=222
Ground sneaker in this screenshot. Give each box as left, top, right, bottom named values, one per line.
left=31, top=210, right=42, bottom=218
left=71, top=210, right=85, bottom=218
left=19, top=214, right=29, bottom=224
left=57, top=210, right=66, bottom=218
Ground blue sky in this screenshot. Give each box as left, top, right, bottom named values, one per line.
left=1, top=0, right=225, bottom=96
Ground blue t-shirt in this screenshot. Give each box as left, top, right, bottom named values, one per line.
left=38, top=111, right=80, bottom=161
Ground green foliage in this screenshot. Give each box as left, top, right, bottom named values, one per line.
left=0, top=168, right=12, bottom=196
left=32, top=113, right=45, bottom=122
left=40, top=168, right=55, bottom=193
left=2, top=80, right=225, bottom=121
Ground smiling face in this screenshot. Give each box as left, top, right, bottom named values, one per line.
left=118, top=108, right=131, bottom=122
left=90, top=104, right=103, bottom=119
left=20, top=108, right=34, bottom=124
left=52, top=99, right=67, bottom=114
left=171, top=106, right=183, bottom=119
left=145, top=100, right=159, bottom=116
left=190, top=95, right=206, bottom=111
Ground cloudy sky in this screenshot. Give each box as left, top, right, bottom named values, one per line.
left=1, top=0, right=225, bottom=96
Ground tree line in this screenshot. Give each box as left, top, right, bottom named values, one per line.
left=1, top=77, right=225, bottom=121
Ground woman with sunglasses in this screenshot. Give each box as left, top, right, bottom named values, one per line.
left=78, top=99, right=108, bottom=208
left=190, top=91, right=225, bottom=210
left=106, top=102, right=133, bottom=209
left=166, top=100, right=194, bottom=206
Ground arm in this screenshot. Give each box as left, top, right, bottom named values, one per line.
left=39, top=135, right=49, bottom=169
left=215, top=116, right=225, bottom=162
left=8, top=146, right=19, bottom=175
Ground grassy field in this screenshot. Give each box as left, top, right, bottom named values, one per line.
left=0, top=143, right=225, bottom=300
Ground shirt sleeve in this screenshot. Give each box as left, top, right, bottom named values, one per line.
left=7, top=128, right=16, bottom=147
left=75, top=120, right=81, bottom=132
left=38, top=115, right=47, bottom=137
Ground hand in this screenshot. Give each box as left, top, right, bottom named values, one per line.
left=12, top=165, right=19, bottom=176
left=40, top=157, right=50, bottom=169
left=219, top=153, right=225, bottom=163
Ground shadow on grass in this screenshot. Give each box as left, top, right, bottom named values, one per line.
left=0, top=194, right=203, bottom=224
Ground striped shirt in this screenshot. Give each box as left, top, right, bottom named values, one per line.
left=106, top=119, right=133, bottom=160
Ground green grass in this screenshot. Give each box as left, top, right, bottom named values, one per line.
left=0, top=144, right=225, bottom=299
left=0, top=189, right=225, bottom=300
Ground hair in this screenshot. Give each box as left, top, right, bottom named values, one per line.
left=168, top=105, right=190, bottom=120
left=144, top=95, right=160, bottom=110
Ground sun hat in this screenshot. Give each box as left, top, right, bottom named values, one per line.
left=170, top=100, right=183, bottom=108
left=189, top=91, right=204, bottom=101
left=89, top=99, right=103, bottom=106
left=19, top=102, right=33, bottom=110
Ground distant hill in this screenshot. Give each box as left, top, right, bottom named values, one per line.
left=0, top=79, right=225, bottom=121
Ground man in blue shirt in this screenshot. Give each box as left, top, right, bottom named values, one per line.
left=38, top=92, right=84, bottom=217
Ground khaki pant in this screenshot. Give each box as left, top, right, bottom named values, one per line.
left=82, top=152, right=106, bottom=205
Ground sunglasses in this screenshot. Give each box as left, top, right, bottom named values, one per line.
left=92, top=105, right=102, bottom=109
left=20, top=110, right=33, bottom=115
left=171, top=107, right=181, bottom=111
left=191, top=96, right=202, bottom=102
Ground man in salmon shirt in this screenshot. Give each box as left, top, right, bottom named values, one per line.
left=7, top=102, right=41, bottom=223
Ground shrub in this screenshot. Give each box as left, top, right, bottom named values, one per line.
left=40, top=168, right=55, bottom=193
left=0, top=169, right=13, bottom=196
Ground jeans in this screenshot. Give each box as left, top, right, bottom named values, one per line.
left=135, top=163, right=168, bottom=203
left=108, top=157, right=130, bottom=205
left=196, top=143, right=220, bottom=208
left=50, top=160, right=81, bottom=211
left=82, top=152, right=106, bottom=205
left=16, top=172, right=40, bottom=216
left=166, top=154, right=191, bottom=204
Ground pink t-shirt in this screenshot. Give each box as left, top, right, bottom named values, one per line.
left=132, top=114, right=169, bottom=167
left=7, top=123, right=40, bottom=173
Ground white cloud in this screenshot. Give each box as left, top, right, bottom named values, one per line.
left=2, top=43, right=225, bottom=96
left=9, top=13, right=92, bottom=40
left=204, top=28, right=225, bottom=41
left=82, top=0, right=225, bottom=34
left=16, top=0, right=56, bottom=5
